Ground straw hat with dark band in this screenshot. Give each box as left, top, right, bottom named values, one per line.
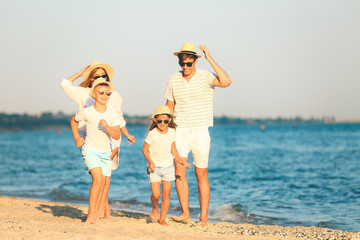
left=82, top=61, right=114, bottom=82
left=89, top=79, right=114, bottom=98
left=174, top=43, right=202, bottom=58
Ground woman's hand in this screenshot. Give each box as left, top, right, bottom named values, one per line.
left=127, top=135, right=135, bottom=144
left=75, top=137, right=85, bottom=147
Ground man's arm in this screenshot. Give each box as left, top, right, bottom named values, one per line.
left=199, top=45, right=231, bottom=88
left=166, top=100, right=175, bottom=114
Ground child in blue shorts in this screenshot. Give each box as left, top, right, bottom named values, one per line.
left=142, top=106, right=191, bottom=226
left=71, top=79, right=121, bottom=224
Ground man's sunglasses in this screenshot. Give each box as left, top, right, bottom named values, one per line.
left=156, top=120, right=169, bottom=124
left=98, top=90, right=112, bottom=96
left=179, top=61, right=195, bottom=67
left=94, top=74, right=108, bottom=80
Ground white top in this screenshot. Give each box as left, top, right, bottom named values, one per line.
left=164, top=69, right=216, bottom=129
left=75, top=106, right=121, bottom=153
left=61, top=79, right=126, bottom=137
left=145, top=128, right=176, bottom=167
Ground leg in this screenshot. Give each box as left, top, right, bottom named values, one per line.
left=150, top=182, right=161, bottom=222
left=87, top=167, right=104, bottom=224
left=110, top=147, right=119, bottom=160
left=95, top=175, right=107, bottom=219
left=173, top=157, right=190, bottom=222
left=97, top=176, right=111, bottom=219
left=195, top=167, right=210, bottom=225
left=159, top=181, right=172, bottom=226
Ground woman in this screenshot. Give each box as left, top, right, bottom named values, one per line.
left=61, top=61, right=135, bottom=219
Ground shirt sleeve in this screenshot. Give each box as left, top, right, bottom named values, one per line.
left=164, top=77, right=174, bottom=102
left=206, top=71, right=217, bottom=87
left=109, top=91, right=126, bottom=128
left=75, top=109, right=85, bottom=122
left=60, top=79, right=84, bottom=106
left=170, top=129, right=176, bottom=143
left=145, top=131, right=153, bottom=145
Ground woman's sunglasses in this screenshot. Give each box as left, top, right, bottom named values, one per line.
left=94, top=74, right=108, bottom=80
left=156, top=120, right=169, bottom=124
left=98, top=90, right=112, bottom=96
left=179, top=61, right=195, bottom=67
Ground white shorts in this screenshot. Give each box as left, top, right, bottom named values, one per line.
left=175, top=128, right=211, bottom=169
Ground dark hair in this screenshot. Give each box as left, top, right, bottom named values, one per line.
left=178, top=53, right=198, bottom=62
left=148, top=114, right=176, bottom=132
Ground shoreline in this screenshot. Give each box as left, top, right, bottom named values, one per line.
left=0, top=196, right=358, bottom=240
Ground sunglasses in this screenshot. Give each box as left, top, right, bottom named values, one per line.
left=179, top=61, right=195, bottom=67
left=93, top=74, right=108, bottom=80
left=156, top=119, right=169, bottom=124
left=98, top=90, right=112, bottom=96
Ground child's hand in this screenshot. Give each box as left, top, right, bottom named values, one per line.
left=75, top=137, right=85, bottom=147
left=127, top=135, right=135, bottom=144
left=148, top=162, right=156, bottom=172
left=176, top=158, right=192, bottom=168
left=99, top=119, right=109, bottom=128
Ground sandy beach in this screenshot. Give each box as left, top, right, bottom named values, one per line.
left=0, top=196, right=358, bottom=240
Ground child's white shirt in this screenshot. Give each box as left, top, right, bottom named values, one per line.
left=61, top=79, right=126, bottom=137
left=145, top=128, right=176, bottom=167
left=75, top=106, right=120, bottom=153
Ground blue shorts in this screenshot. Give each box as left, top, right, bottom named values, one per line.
left=81, top=147, right=112, bottom=177
left=147, top=165, right=175, bottom=183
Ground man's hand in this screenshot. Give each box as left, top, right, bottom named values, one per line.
left=199, top=45, right=211, bottom=61
left=127, top=135, right=135, bottom=144
left=175, top=158, right=192, bottom=168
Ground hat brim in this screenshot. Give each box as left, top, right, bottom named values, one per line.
left=149, top=114, right=175, bottom=120
left=83, top=63, right=114, bottom=82
left=89, top=81, right=115, bottom=98
left=174, top=51, right=202, bottom=58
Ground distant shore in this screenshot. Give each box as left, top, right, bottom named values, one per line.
left=1, top=112, right=358, bottom=132
left=0, top=196, right=358, bottom=240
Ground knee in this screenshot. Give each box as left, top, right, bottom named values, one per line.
left=162, top=191, right=171, bottom=201
left=152, top=194, right=161, bottom=201
left=195, top=172, right=208, bottom=183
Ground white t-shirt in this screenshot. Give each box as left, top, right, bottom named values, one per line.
left=145, top=128, right=176, bottom=167
left=61, top=79, right=126, bottom=137
left=164, top=69, right=216, bottom=129
left=75, top=106, right=121, bottom=153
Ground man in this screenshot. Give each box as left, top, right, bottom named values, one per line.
left=165, top=43, right=231, bottom=225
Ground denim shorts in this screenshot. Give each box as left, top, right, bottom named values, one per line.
left=81, top=147, right=112, bottom=177
left=147, top=165, right=175, bottom=182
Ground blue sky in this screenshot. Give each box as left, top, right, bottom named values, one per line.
left=1, top=0, right=359, bottom=120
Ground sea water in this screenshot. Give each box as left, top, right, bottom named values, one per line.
left=0, top=123, right=359, bottom=232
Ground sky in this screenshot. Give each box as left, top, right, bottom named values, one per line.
left=0, top=0, right=359, bottom=120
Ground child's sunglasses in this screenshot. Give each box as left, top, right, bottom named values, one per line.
left=178, top=61, right=195, bottom=67
left=94, top=74, right=108, bottom=79
left=156, top=120, right=169, bottom=124
left=98, top=90, right=112, bottom=96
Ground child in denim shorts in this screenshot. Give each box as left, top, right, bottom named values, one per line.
left=142, top=106, right=191, bottom=226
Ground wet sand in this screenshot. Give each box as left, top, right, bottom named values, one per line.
left=0, top=196, right=358, bottom=240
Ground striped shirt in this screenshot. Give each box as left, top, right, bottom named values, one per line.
left=165, top=69, right=216, bottom=129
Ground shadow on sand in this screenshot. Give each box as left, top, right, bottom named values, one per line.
left=36, top=204, right=86, bottom=221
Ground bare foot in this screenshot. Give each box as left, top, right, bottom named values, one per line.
left=159, top=221, right=169, bottom=226
left=171, top=215, right=190, bottom=223
left=197, top=219, right=208, bottom=226
left=86, top=214, right=96, bottom=224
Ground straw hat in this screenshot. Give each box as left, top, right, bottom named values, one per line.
left=82, top=61, right=114, bottom=82
left=173, top=43, right=202, bottom=58
left=89, top=79, right=114, bottom=98
left=150, top=105, right=175, bottom=119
